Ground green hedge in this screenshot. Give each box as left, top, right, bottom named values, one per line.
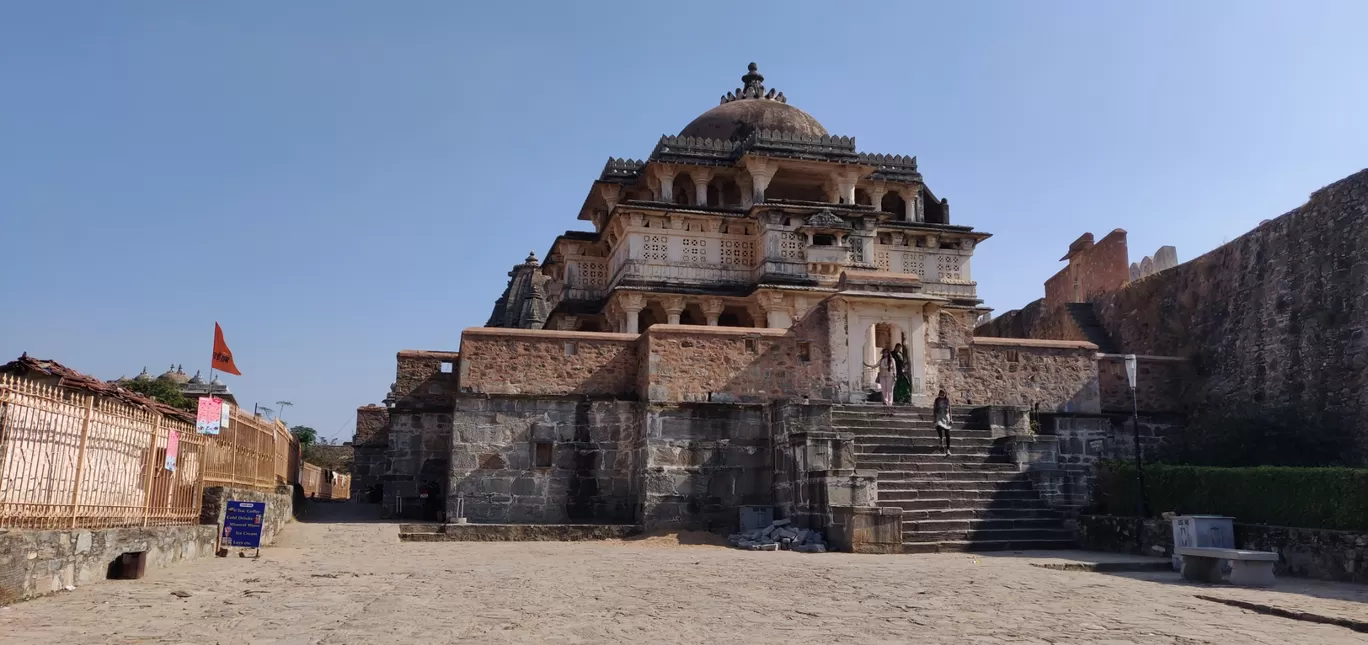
left=1095, top=462, right=1368, bottom=531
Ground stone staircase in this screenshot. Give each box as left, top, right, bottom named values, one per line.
left=1065, top=302, right=1120, bottom=353
left=832, top=405, right=1074, bottom=553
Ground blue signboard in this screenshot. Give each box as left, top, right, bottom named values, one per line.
left=221, top=500, right=266, bottom=548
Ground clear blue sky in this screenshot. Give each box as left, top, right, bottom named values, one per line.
left=3, top=1, right=1365, bottom=440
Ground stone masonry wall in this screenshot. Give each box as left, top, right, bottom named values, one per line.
left=0, top=525, right=217, bottom=605
left=1091, top=170, right=1368, bottom=453
left=373, top=350, right=459, bottom=517
left=640, top=403, right=772, bottom=531
left=458, top=328, right=639, bottom=397
left=939, top=337, right=1100, bottom=412
left=393, top=350, right=460, bottom=405
left=449, top=397, right=640, bottom=524
left=974, top=298, right=1090, bottom=344
left=1096, top=355, right=1192, bottom=414
left=200, top=485, right=294, bottom=547
left=1044, top=229, right=1131, bottom=309
left=1077, top=515, right=1368, bottom=584
left=641, top=324, right=829, bottom=403
left=350, top=404, right=389, bottom=502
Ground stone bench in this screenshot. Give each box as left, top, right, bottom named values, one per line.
left=1177, top=546, right=1278, bottom=587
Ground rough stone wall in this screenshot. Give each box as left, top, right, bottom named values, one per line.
left=923, top=306, right=982, bottom=395
left=975, top=298, right=1089, bottom=343
left=0, top=525, right=217, bottom=605
left=1091, top=170, right=1368, bottom=451
left=200, top=485, right=294, bottom=546
left=1076, top=515, right=1368, bottom=584
left=938, top=338, right=1100, bottom=412
left=640, top=403, right=772, bottom=531
left=458, top=329, right=639, bottom=397
left=449, top=397, right=640, bottom=524
left=769, top=402, right=834, bottom=525
left=393, top=350, right=460, bottom=404
left=1044, top=229, right=1130, bottom=308
left=385, top=409, right=453, bottom=517
left=1096, top=355, right=1192, bottom=413
left=350, top=405, right=389, bottom=502
left=639, top=313, right=835, bottom=404
left=1035, top=414, right=1180, bottom=513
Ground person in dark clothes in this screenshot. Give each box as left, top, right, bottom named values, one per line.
left=292, top=482, right=307, bottom=520
left=933, top=389, right=953, bottom=456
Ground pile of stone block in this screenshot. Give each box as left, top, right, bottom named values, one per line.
left=727, top=518, right=827, bottom=553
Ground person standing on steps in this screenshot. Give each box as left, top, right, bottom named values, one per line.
left=865, top=349, right=896, bottom=407
left=892, top=343, right=912, bottom=405
left=933, top=389, right=953, bottom=456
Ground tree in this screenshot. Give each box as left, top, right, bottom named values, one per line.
left=119, top=378, right=194, bottom=412
left=291, top=425, right=318, bottom=449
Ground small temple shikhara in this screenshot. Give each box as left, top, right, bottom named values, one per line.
left=487, top=63, right=992, bottom=404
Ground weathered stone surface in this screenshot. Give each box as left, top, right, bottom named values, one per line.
left=1077, top=514, right=1368, bottom=584
left=400, top=523, right=640, bottom=542
left=0, top=525, right=216, bottom=605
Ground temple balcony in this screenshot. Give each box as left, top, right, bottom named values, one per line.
left=608, top=259, right=754, bottom=290
left=921, top=280, right=978, bottom=300
left=804, top=245, right=850, bottom=265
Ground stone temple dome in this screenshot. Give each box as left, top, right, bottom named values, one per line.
left=678, top=63, right=828, bottom=141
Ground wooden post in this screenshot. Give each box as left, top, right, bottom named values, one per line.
left=141, top=415, right=161, bottom=527
left=69, top=394, right=95, bottom=529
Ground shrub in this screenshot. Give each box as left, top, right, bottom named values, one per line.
left=1095, top=462, right=1368, bottom=531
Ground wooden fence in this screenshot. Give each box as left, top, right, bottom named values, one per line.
left=301, top=462, right=350, bottom=501
left=0, top=374, right=306, bottom=530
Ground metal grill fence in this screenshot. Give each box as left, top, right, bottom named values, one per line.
left=0, top=374, right=305, bottom=530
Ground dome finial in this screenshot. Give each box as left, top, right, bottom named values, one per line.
left=741, top=63, right=765, bottom=98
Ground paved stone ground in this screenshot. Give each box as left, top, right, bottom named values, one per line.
left=1, top=505, right=1365, bottom=644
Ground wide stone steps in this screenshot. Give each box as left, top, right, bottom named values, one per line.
left=902, top=538, right=1077, bottom=554
left=831, top=404, right=1073, bottom=553
left=899, top=507, right=1063, bottom=521
left=884, top=497, right=1054, bottom=512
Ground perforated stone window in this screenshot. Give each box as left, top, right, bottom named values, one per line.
left=874, top=248, right=890, bottom=271
left=643, top=235, right=668, bottom=261
left=681, top=237, right=707, bottom=264
left=937, top=254, right=963, bottom=281
left=902, top=252, right=925, bottom=277
left=780, top=232, right=804, bottom=260
left=720, top=239, right=754, bottom=266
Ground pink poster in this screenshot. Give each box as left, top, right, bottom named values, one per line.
left=164, top=430, right=179, bottom=472
left=196, top=397, right=223, bottom=435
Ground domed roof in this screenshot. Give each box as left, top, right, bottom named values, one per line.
left=678, top=63, right=828, bottom=141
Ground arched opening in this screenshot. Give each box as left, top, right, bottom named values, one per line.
left=639, top=304, right=664, bottom=331
left=880, top=192, right=906, bottom=216
left=855, top=188, right=872, bottom=206
left=764, top=168, right=825, bottom=202
left=862, top=322, right=909, bottom=392
left=812, top=233, right=837, bottom=246
left=679, top=304, right=704, bottom=326
left=674, top=173, right=694, bottom=206
left=717, top=305, right=756, bottom=328
left=706, top=184, right=720, bottom=208
left=578, top=318, right=603, bottom=332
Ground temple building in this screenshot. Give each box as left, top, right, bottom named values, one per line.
left=356, top=63, right=1165, bottom=553
left=486, top=63, right=990, bottom=403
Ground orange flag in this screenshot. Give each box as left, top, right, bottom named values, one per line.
left=212, top=322, right=242, bottom=375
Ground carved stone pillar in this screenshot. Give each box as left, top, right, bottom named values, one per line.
left=654, top=164, right=677, bottom=203
left=620, top=293, right=646, bottom=334
left=692, top=168, right=714, bottom=207
left=737, top=175, right=754, bottom=208
left=758, top=292, right=792, bottom=329
left=743, top=158, right=776, bottom=204
left=868, top=182, right=887, bottom=211
left=599, top=184, right=622, bottom=215
left=792, top=295, right=810, bottom=322
left=702, top=298, right=725, bottom=326
left=900, top=187, right=918, bottom=222
left=664, top=296, right=685, bottom=326
left=833, top=168, right=859, bottom=205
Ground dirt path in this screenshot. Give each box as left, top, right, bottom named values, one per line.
left=1, top=506, right=1363, bottom=644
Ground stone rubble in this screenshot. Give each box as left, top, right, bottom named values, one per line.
left=728, top=519, right=827, bottom=553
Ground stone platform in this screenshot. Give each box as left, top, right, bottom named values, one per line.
left=398, top=523, right=641, bottom=542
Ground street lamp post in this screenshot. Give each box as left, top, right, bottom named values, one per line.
left=1125, top=355, right=1148, bottom=545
